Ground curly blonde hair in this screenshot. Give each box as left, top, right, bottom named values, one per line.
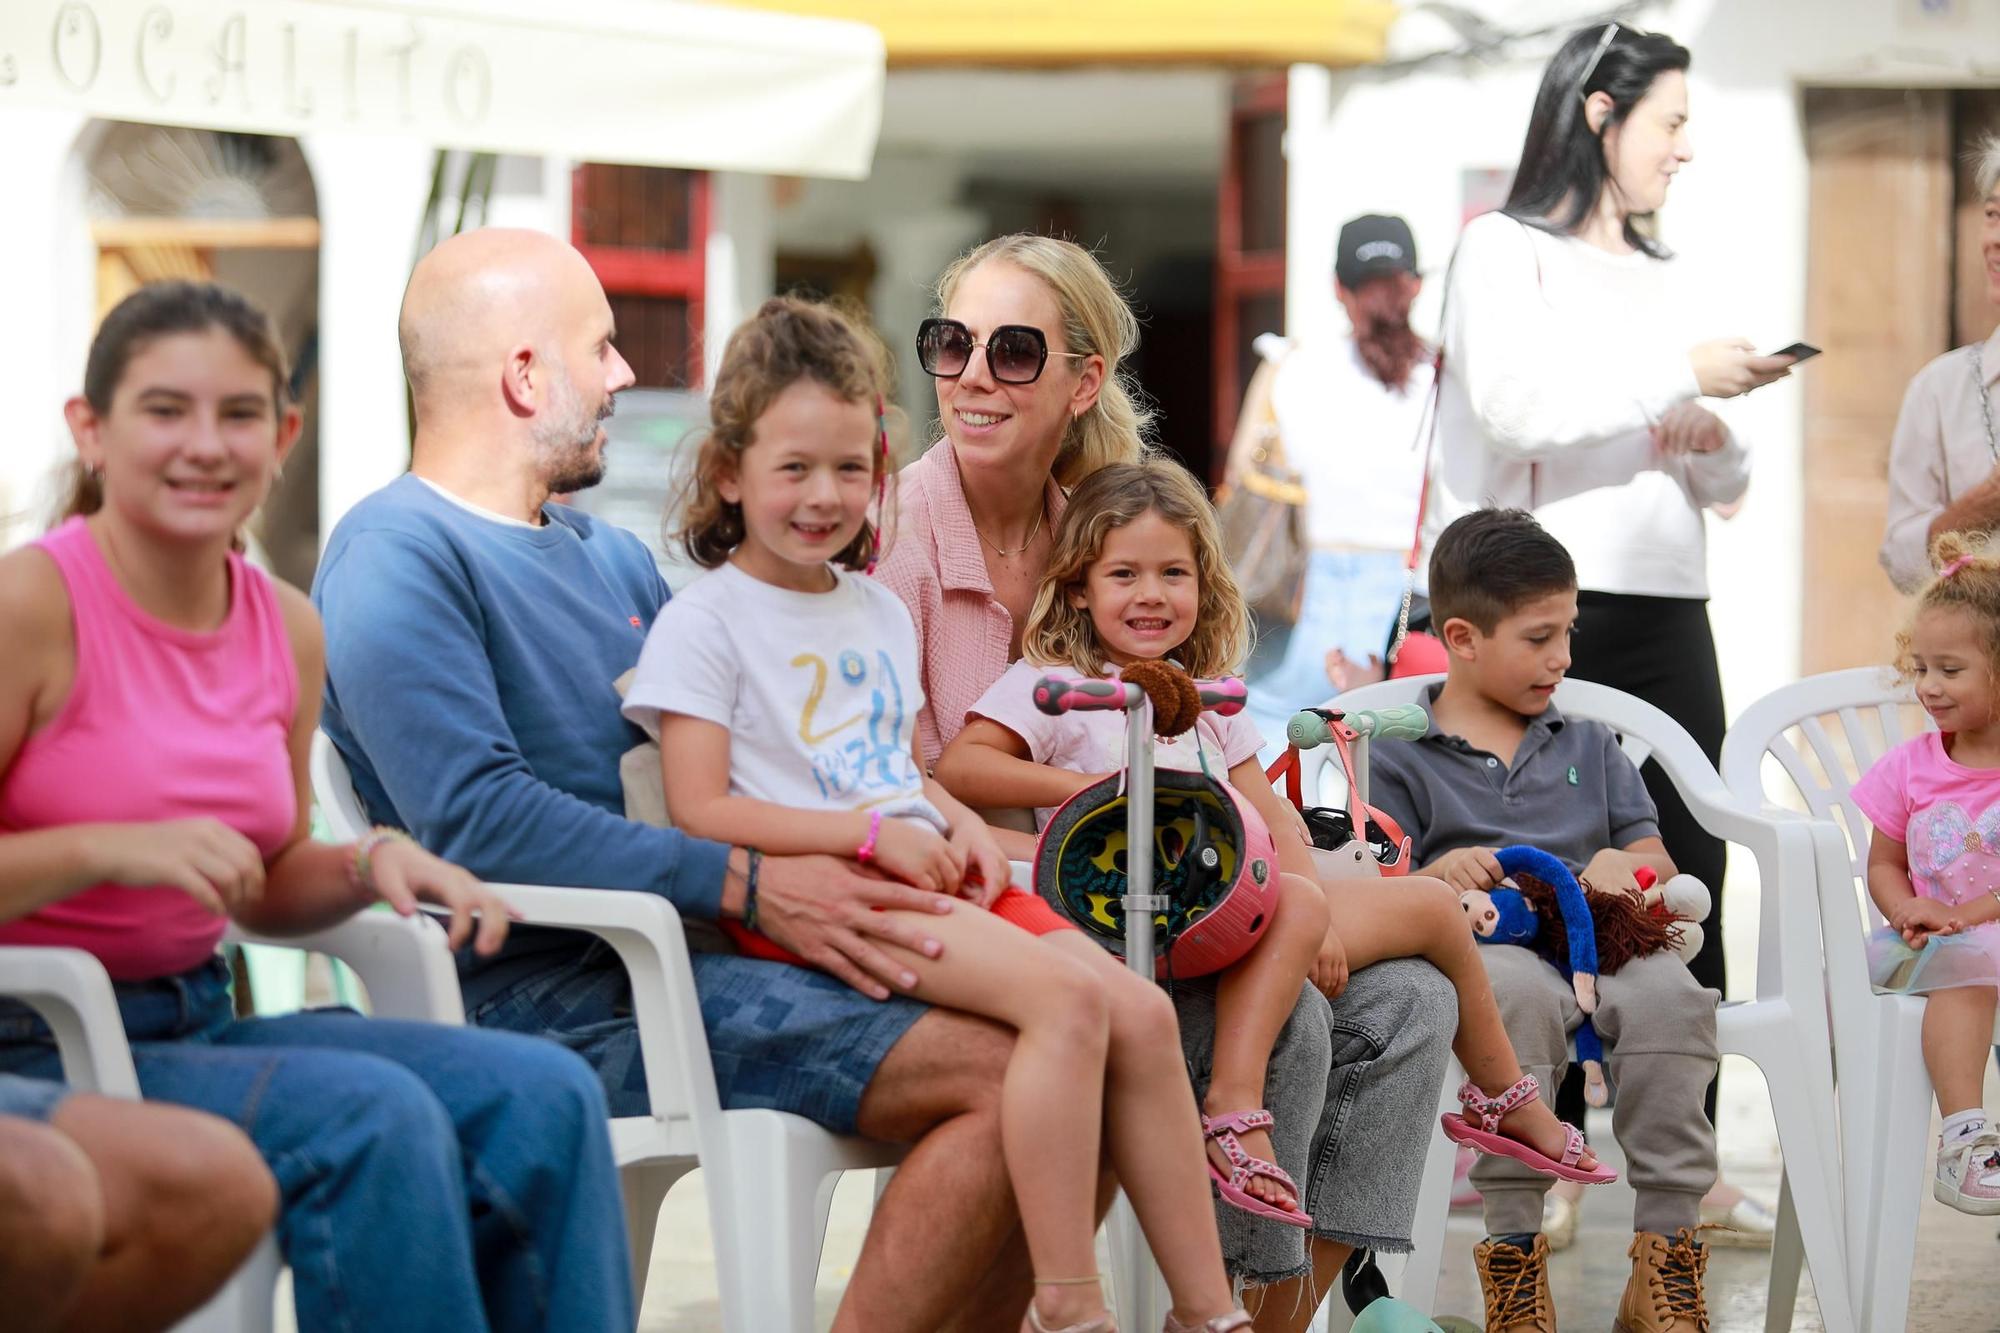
left=1894, top=530, right=2000, bottom=682
left=1022, top=459, right=1250, bottom=679
left=934, top=234, right=1149, bottom=489
left=672, top=296, right=902, bottom=570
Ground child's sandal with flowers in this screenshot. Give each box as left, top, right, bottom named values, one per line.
left=1440, top=1075, right=1616, bottom=1184
left=1201, top=1109, right=1312, bottom=1227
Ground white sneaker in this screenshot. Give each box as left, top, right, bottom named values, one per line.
left=1697, top=1191, right=1777, bottom=1248
left=1935, top=1131, right=2000, bottom=1216
left=1542, top=1189, right=1578, bottom=1252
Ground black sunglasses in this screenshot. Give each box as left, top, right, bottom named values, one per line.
left=915, top=318, right=1088, bottom=386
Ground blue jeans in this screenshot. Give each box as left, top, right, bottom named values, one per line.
left=0, top=958, right=633, bottom=1333
left=1247, top=548, right=1409, bottom=759
left=470, top=939, right=927, bottom=1133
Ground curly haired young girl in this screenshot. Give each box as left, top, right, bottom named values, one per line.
left=619, top=297, right=1252, bottom=1333
left=1856, top=531, right=2000, bottom=1214
left=936, top=460, right=1613, bottom=1228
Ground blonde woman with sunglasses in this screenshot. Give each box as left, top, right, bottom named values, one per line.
left=875, top=236, right=1461, bottom=1333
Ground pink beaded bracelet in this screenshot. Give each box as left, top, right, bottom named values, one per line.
left=856, top=810, right=884, bottom=865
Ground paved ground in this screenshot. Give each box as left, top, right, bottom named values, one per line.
left=633, top=1054, right=2000, bottom=1331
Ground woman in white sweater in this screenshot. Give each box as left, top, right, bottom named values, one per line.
left=1427, top=20, right=1799, bottom=1240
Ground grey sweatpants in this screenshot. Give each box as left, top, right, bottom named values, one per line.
left=1175, top=957, right=1457, bottom=1284
left=1469, top=944, right=1720, bottom=1237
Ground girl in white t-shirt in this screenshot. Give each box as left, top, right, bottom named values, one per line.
left=621, top=297, right=1250, bottom=1333
left=937, top=459, right=1613, bottom=1227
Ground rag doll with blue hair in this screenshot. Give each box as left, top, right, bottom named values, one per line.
left=1460, top=846, right=1711, bottom=1105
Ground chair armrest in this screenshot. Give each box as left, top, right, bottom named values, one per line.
left=224, top=911, right=465, bottom=1025
left=0, top=948, right=140, bottom=1097
left=1550, top=681, right=1831, bottom=1001
left=1679, top=789, right=1825, bottom=1003
left=480, top=885, right=718, bottom=1131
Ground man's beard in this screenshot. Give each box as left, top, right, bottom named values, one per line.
left=533, top=369, right=614, bottom=495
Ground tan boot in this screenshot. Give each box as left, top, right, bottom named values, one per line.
left=1615, top=1229, right=1710, bottom=1333
left=1471, top=1234, right=1555, bottom=1333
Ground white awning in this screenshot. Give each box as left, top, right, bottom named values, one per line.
left=0, top=0, right=886, bottom=178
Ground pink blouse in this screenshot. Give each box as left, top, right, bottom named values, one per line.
left=873, top=442, right=1067, bottom=768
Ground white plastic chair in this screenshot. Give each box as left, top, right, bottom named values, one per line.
left=1721, top=666, right=1999, bottom=1332
left=0, top=907, right=462, bottom=1332
left=1312, top=675, right=1853, bottom=1333
left=312, top=731, right=905, bottom=1331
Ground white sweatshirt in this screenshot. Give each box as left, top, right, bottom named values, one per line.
left=1265, top=336, right=1433, bottom=552
left=1420, top=211, right=1750, bottom=599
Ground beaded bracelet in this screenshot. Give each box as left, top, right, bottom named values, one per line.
left=856, top=810, right=884, bottom=865
left=350, top=826, right=415, bottom=892
left=742, top=849, right=764, bottom=932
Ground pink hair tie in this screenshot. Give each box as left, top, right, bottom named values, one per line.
left=1942, top=555, right=1976, bottom=580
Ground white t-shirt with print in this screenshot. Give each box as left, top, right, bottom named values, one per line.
left=622, top=561, right=949, bottom=833
left=966, top=659, right=1266, bottom=828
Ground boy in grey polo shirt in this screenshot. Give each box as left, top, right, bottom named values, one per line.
left=1369, top=510, right=1718, bottom=1333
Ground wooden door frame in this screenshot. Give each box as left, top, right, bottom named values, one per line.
left=1213, top=71, right=1287, bottom=477
left=571, top=167, right=710, bottom=389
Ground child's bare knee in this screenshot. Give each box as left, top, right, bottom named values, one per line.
left=1404, top=876, right=1467, bottom=946
left=1276, top=872, right=1330, bottom=940
left=1104, top=966, right=1179, bottom=1050
left=1026, top=953, right=1112, bottom=1051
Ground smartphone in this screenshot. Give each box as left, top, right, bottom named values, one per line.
left=1765, top=342, right=1822, bottom=364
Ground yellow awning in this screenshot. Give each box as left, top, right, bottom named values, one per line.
left=722, top=0, right=1398, bottom=67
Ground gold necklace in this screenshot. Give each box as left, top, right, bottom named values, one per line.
left=973, top=502, right=1044, bottom=559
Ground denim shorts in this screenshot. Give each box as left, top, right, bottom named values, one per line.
left=0, top=1071, right=67, bottom=1121
left=470, top=939, right=928, bottom=1134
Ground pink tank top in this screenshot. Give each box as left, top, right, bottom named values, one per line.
left=0, top=518, right=298, bottom=980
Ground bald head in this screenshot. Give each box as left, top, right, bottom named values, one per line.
left=399, top=227, right=608, bottom=414
left=398, top=227, right=635, bottom=508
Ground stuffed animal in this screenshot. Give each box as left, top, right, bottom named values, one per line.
left=1458, top=846, right=1711, bottom=1106
left=1640, top=872, right=1711, bottom=964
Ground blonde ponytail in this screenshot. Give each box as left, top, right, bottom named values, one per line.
left=1896, top=530, right=2000, bottom=680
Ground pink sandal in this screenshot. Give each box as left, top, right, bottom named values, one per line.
left=1439, top=1075, right=1617, bottom=1184
left=1201, top=1109, right=1312, bottom=1228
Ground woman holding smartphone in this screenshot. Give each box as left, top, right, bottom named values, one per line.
left=1424, top=21, right=1795, bottom=1247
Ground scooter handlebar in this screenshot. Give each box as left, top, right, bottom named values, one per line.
left=1285, top=704, right=1430, bottom=749
left=1033, top=674, right=1248, bottom=718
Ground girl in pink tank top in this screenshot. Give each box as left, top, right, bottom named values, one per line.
left=0, top=295, right=507, bottom=970
left=0, top=281, right=635, bottom=1333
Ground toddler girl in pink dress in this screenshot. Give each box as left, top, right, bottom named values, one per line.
left=1855, top=536, right=2000, bottom=1214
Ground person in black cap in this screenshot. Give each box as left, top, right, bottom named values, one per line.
left=1230, top=211, right=1434, bottom=750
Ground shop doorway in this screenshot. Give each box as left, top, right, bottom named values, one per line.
left=770, top=67, right=1230, bottom=476
left=83, top=122, right=321, bottom=585
left=1800, top=87, right=2000, bottom=677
